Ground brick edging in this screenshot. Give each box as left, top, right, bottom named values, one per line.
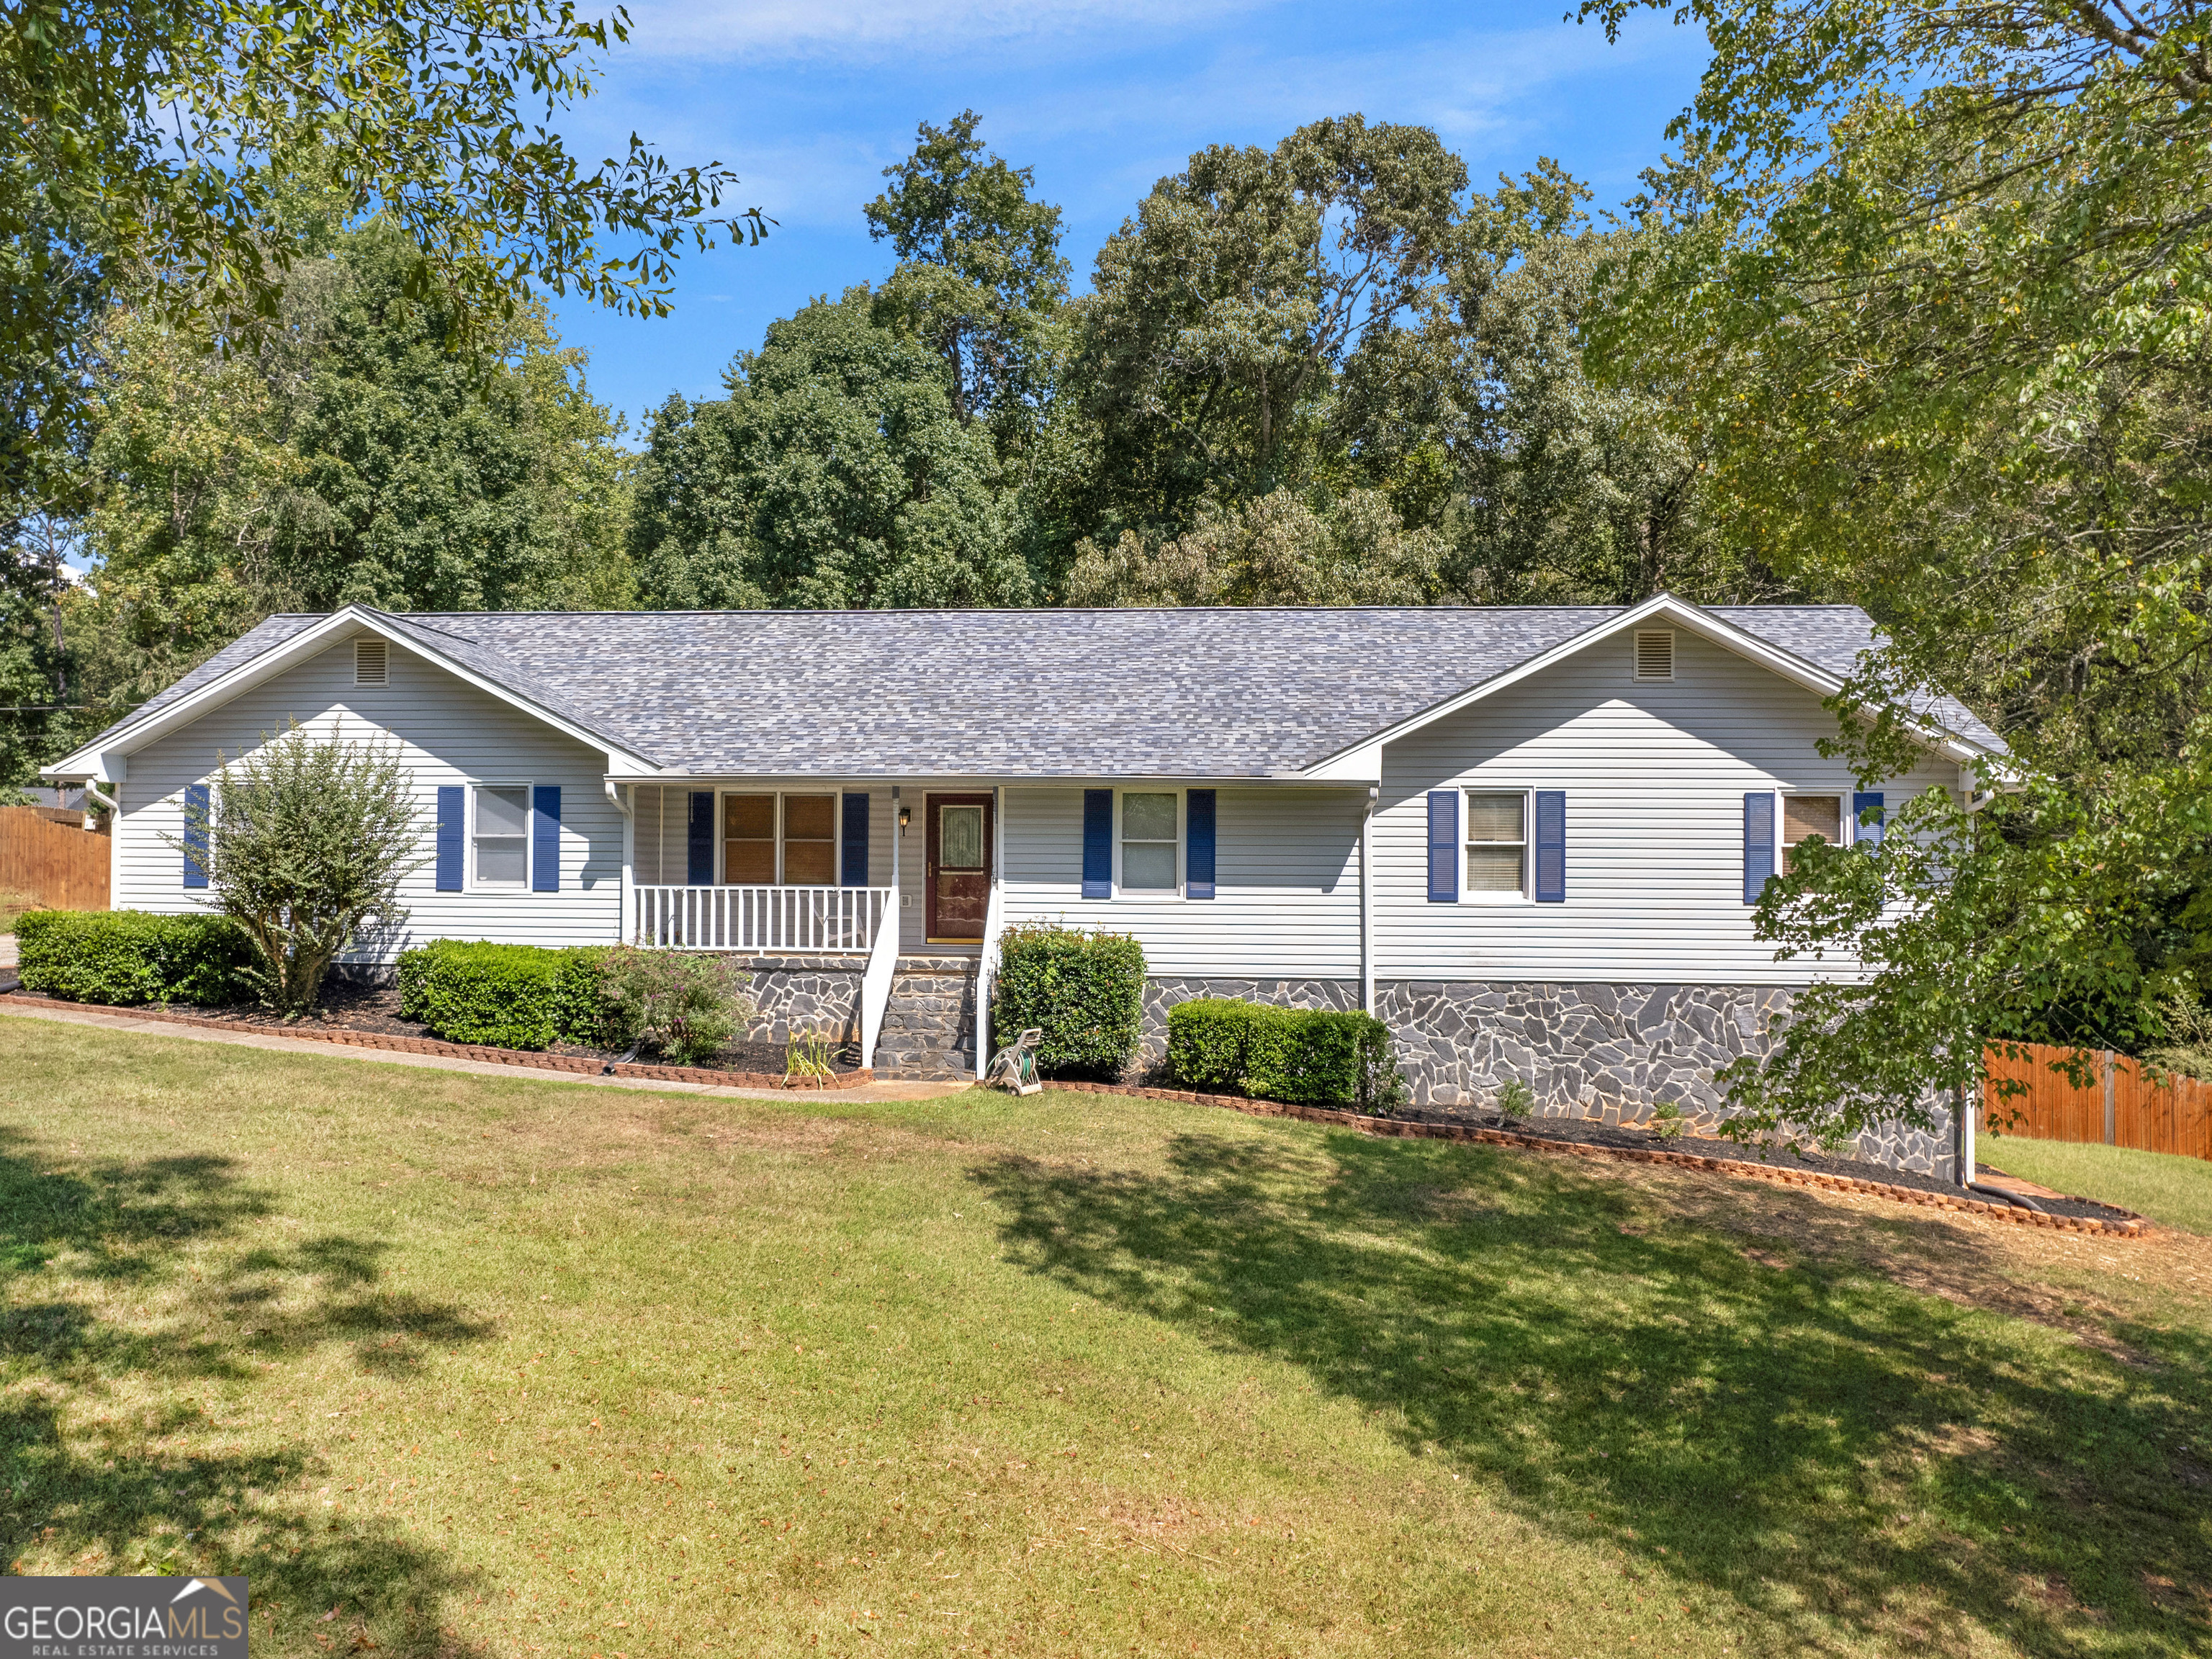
left=0, top=993, right=873, bottom=1091
left=1049, top=1080, right=2152, bottom=1238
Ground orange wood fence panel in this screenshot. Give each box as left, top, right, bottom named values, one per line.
left=0, top=806, right=110, bottom=912
left=1984, top=1040, right=2212, bottom=1161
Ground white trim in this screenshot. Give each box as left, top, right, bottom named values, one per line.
left=1460, top=786, right=1534, bottom=904
left=1113, top=786, right=1184, bottom=899
left=1298, top=595, right=1996, bottom=779
left=40, top=607, right=657, bottom=781
left=467, top=781, right=534, bottom=893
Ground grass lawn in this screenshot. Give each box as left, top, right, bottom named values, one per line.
left=1983, top=1134, right=2212, bottom=1238
left=3, top=1016, right=2210, bottom=1658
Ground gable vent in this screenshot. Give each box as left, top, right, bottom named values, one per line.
left=354, top=638, right=388, bottom=685
left=1633, top=629, right=1674, bottom=681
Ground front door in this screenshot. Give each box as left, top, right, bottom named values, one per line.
left=925, top=793, right=993, bottom=943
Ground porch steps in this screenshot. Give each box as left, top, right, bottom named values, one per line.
left=875, top=955, right=979, bottom=1079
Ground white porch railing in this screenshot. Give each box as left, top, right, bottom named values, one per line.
left=632, top=885, right=894, bottom=953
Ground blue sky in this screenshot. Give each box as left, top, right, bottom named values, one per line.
left=550, top=0, right=1712, bottom=432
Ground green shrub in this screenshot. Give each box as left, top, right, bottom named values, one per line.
left=990, top=923, right=1147, bottom=1078
left=597, top=946, right=753, bottom=1066
left=15, top=909, right=254, bottom=1006
left=1166, top=997, right=1259, bottom=1092
left=396, top=940, right=613, bottom=1050
left=1166, top=996, right=1405, bottom=1112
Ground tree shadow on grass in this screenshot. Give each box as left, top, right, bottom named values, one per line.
left=971, top=1130, right=2212, bottom=1657
left=0, top=1125, right=496, bottom=1656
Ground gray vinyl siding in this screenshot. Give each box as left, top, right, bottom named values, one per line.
left=113, top=631, right=623, bottom=957
left=1001, top=786, right=1363, bottom=977
left=1372, top=627, right=1959, bottom=984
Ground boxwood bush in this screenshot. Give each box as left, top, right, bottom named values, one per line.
left=396, top=940, right=611, bottom=1051
left=989, top=923, right=1146, bottom=1079
left=1166, top=997, right=1405, bottom=1112
left=15, top=909, right=255, bottom=1006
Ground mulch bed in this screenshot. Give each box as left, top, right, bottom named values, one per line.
left=1051, top=1079, right=2150, bottom=1238
left=0, top=985, right=872, bottom=1091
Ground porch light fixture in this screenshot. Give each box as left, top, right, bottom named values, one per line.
left=898, top=805, right=912, bottom=832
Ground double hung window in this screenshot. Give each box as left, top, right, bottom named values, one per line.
left=1781, top=795, right=1843, bottom=874
left=1120, top=793, right=1179, bottom=892
left=722, top=791, right=840, bottom=884
left=1464, top=792, right=1527, bottom=896
left=473, top=784, right=531, bottom=888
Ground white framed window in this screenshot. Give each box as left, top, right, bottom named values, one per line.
left=1118, top=789, right=1181, bottom=895
left=719, top=790, right=841, bottom=885
left=1780, top=793, right=1843, bottom=875
left=1463, top=789, right=1530, bottom=901
left=1633, top=629, right=1675, bottom=681
left=472, top=783, right=531, bottom=889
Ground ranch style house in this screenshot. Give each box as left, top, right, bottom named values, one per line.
left=41, top=595, right=2003, bottom=1176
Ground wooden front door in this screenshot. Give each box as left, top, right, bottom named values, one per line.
left=925, top=793, right=993, bottom=943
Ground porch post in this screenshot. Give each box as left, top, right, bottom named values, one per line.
left=890, top=785, right=901, bottom=943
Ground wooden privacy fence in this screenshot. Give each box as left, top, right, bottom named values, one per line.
left=1984, top=1041, right=2212, bottom=1161
left=0, top=805, right=109, bottom=913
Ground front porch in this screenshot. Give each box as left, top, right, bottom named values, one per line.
left=616, top=782, right=1004, bottom=1078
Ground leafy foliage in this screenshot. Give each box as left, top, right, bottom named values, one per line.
left=181, top=725, right=423, bottom=1012
left=596, top=946, right=755, bottom=1067
left=0, top=0, right=760, bottom=480
left=989, top=923, right=1147, bottom=1079
left=395, top=940, right=607, bottom=1050
left=14, top=908, right=253, bottom=1006
left=1165, top=996, right=1404, bottom=1112
left=630, top=291, right=1029, bottom=610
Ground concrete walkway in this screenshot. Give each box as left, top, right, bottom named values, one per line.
left=0, top=999, right=976, bottom=1106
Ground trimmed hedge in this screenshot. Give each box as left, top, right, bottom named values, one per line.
left=395, top=940, right=610, bottom=1051
left=1166, top=997, right=1406, bottom=1112
left=15, top=909, right=255, bottom=1007
left=990, top=922, right=1147, bottom=1078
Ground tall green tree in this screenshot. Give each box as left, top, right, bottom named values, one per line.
left=1578, top=0, right=2212, bottom=1138
left=1071, top=114, right=1466, bottom=534
left=64, top=216, right=633, bottom=725
left=629, top=291, right=1028, bottom=611
left=863, top=110, right=1069, bottom=441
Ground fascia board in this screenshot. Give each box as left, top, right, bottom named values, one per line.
left=43, top=608, right=657, bottom=778
left=603, top=771, right=1378, bottom=788
left=1298, top=594, right=1990, bottom=773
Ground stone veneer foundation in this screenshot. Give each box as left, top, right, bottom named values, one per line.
left=1139, top=976, right=1956, bottom=1179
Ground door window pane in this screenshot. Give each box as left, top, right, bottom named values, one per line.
left=1781, top=795, right=1841, bottom=874
left=940, top=805, right=985, bottom=871
left=723, top=793, right=775, bottom=884
left=474, top=785, right=529, bottom=886
left=1121, top=792, right=1178, bottom=891
left=1464, top=791, right=1527, bottom=895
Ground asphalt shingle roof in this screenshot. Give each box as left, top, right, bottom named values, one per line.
left=91, top=603, right=2002, bottom=778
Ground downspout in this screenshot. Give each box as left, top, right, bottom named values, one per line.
left=1360, top=784, right=1376, bottom=1015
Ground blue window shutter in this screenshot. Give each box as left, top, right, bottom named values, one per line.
left=435, top=785, right=464, bottom=891
left=1743, top=791, right=1776, bottom=903
left=1534, top=790, right=1565, bottom=903
left=1186, top=789, right=1216, bottom=899
left=182, top=782, right=210, bottom=889
left=1853, top=791, right=1885, bottom=851
left=1082, top=789, right=1112, bottom=899
left=841, top=792, right=870, bottom=886
left=687, top=790, right=715, bottom=885
left=1426, top=789, right=1458, bottom=902
left=531, top=786, right=561, bottom=892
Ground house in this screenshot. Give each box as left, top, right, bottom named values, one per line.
left=40, top=595, right=2002, bottom=1175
